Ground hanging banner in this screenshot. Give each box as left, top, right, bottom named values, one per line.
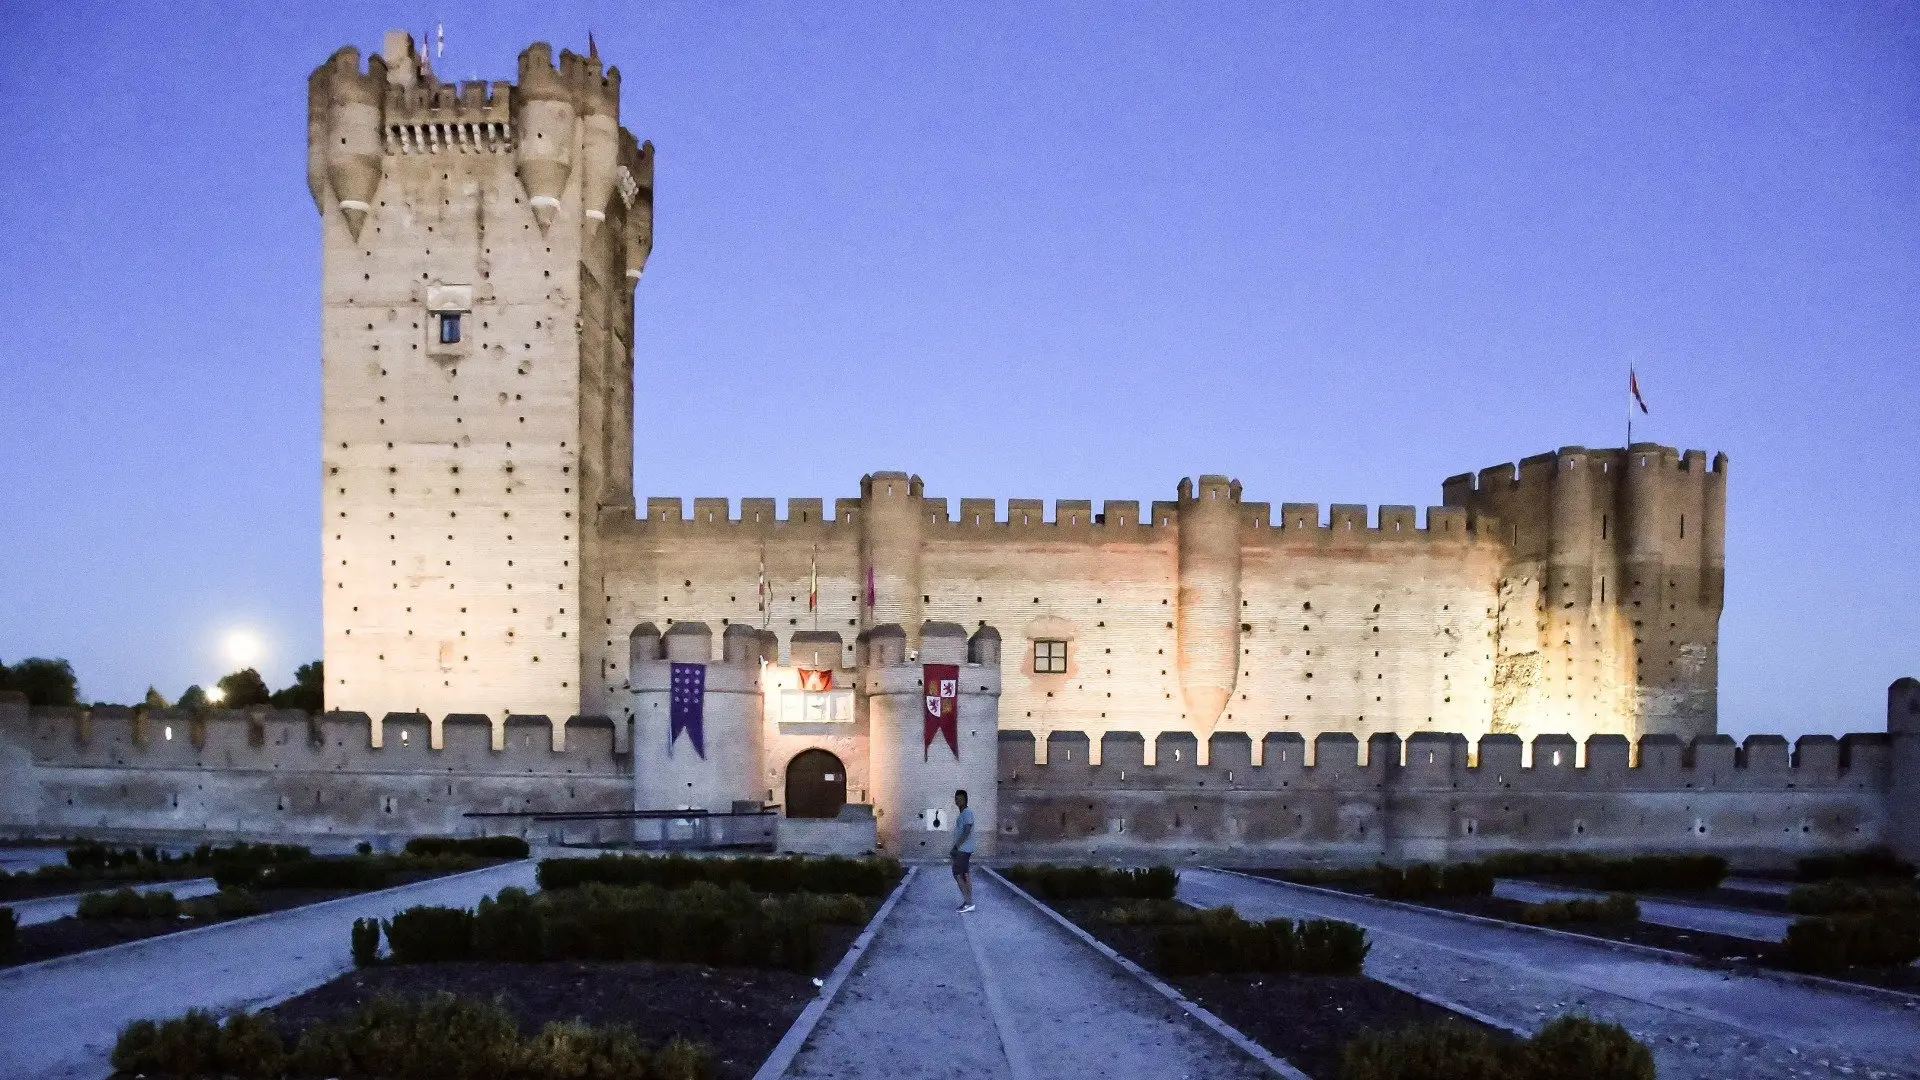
left=922, top=663, right=959, bottom=760
left=669, top=662, right=706, bottom=758
left=798, top=668, right=834, bottom=693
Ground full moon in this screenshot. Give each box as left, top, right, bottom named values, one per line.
left=223, top=630, right=261, bottom=668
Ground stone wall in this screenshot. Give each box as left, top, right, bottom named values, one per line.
left=0, top=697, right=628, bottom=844
left=996, top=727, right=1890, bottom=870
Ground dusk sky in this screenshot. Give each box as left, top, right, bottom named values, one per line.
left=0, top=2, right=1914, bottom=738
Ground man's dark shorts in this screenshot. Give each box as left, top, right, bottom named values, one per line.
left=951, top=851, right=972, bottom=876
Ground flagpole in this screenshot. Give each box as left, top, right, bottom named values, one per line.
left=1626, top=364, right=1634, bottom=448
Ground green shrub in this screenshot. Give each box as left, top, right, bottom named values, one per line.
left=1001, top=864, right=1179, bottom=902
left=537, top=853, right=902, bottom=897
left=404, top=835, right=531, bottom=859
left=369, top=881, right=852, bottom=974
left=271, top=992, right=716, bottom=1080
left=474, top=887, right=544, bottom=962
left=255, top=855, right=392, bottom=891
left=1154, top=907, right=1368, bottom=976
left=1786, top=881, right=1920, bottom=915
left=182, top=887, right=263, bottom=920
left=1298, top=917, right=1372, bottom=974
left=1783, top=912, right=1920, bottom=972
left=1375, top=862, right=1495, bottom=901
left=1340, top=1021, right=1509, bottom=1080
left=385, top=905, right=476, bottom=964
left=1523, top=1015, right=1655, bottom=1080
left=78, top=887, right=179, bottom=920
left=0, top=905, right=15, bottom=962
left=1099, top=898, right=1196, bottom=925
left=1517, top=893, right=1639, bottom=926
left=1797, top=846, right=1915, bottom=883
left=352, top=917, right=382, bottom=967
left=110, top=1008, right=287, bottom=1077
left=1339, top=1016, right=1651, bottom=1080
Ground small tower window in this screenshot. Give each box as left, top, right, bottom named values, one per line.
left=438, top=313, right=462, bottom=344
left=1034, top=639, right=1068, bottom=674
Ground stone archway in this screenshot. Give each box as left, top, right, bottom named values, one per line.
left=785, top=749, right=847, bottom=819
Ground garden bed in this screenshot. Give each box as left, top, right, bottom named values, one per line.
left=266, top=930, right=858, bottom=1080
left=1256, top=874, right=1920, bottom=997
left=3, top=866, right=503, bottom=969
left=1046, top=897, right=1506, bottom=1080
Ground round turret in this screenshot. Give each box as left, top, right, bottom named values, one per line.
left=1547, top=447, right=1595, bottom=610
left=859, top=473, right=925, bottom=641
left=578, top=59, right=620, bottom=236
left=514, top=43, right=576, bottom=232
left=320, top=47, right=386, bottom=238
left=1176, top=475, right=1242, bottom=734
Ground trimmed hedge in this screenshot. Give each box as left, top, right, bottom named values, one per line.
left=1374, top=862, right=1495, bottom=901
left=110, top=994, right=715, bottom=1080
left=373, top=882, right=871, bottom=973
left=1, top=905, right=15, bottom=962
left=78, top=887, right=180, bottom=920
left=537, top=853, right=902, bottom=898
left=1516, top=893, right=1639, bottom=925
left=386, top=905, right=477, bottom=964
left=1480, top=852, right=1727, bottom=892
left=403, top=835, right=530, bottom=859
left=214, top=852, right=484, bottom=892
left=1786, top=881, right=1919, bottom=916
left=351, top=918, right=381, bottom=968
left=1340, top=1015, right=1653, bottom=1080
left=183, top=888, right=264, bottom=919
left=1001, top=865, right=1180, bottom=902
left=1783, top=912, right=1920, bottom=972
left=1796, top=846, right=1915, bottom=883
left=1154, top=907, right=1369, bottom=976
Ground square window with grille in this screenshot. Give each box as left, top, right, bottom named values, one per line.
left=1034, top=639, right=1068, bottom=674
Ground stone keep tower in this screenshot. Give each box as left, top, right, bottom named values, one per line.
left=312, top=32, right=653, bottom=742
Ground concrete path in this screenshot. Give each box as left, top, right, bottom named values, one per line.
left=0, top=860, right=536, bottom=1080
left=11, top=878, right=221, bottom=927
left=1186, top=869, right=1920, bottom=1080
left=781, top=865, right=1269, bottom=1080
left=1494, top=879, right=1793, bottom=944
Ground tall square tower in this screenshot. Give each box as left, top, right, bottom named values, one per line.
left=310, top=32, right=651, bottom=740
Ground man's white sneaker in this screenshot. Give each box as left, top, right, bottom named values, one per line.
left=959, top=903, right=976, bottom=913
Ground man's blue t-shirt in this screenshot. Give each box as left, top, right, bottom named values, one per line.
left=953, top=807, right=976, bottom=853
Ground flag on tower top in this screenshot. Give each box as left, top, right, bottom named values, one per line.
left=1630, top=368, right=1649, bottom=414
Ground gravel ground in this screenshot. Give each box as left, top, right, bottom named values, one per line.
left=1185, top=869, right=1920, bottom=1080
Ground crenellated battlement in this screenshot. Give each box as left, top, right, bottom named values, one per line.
left=995, top=728, right=1885, bottom=786
left=624, top=487, right=1497, bottom=547
left=3, top=703, right=624, bottom=773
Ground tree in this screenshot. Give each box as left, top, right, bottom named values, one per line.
left=215, top=668, right=271, bottom=709
left=177, top=685, right=209, bottom=709
left=270, top=660, right=324, bottom=713
left=143, top=687, right=169, bottom=710
left=0, top=658, right=79, bottom=707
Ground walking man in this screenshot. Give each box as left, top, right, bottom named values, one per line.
left=951, top=788, right=976, bottom=912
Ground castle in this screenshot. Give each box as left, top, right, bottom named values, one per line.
left=4, top=33, right=1910, bottom=866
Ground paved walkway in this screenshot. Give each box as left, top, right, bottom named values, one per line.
left=0, top=860, right=537, bottom=1080
left=1185, top=869, right=1920, bottom=1080
left=12, top=878, right=221, bottom=927
left=1494, top=879, right=1793, bottom=943
left=781, top=866, right=1268, bottom=1080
